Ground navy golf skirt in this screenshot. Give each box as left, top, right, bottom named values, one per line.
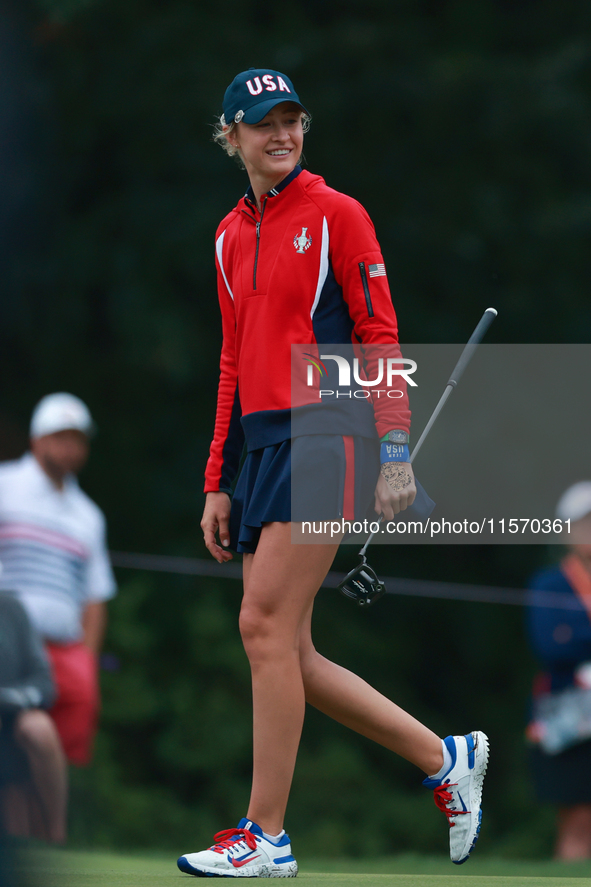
left=229, top=435, right=380, bottom=554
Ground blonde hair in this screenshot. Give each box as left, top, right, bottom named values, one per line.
left=212, top=111, right=311, bottom=169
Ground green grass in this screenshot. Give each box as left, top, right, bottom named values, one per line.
left=14, top=848, right=591, bottom=887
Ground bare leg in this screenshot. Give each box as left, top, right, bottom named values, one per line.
left=1, top=783, right=31, bottom=838
left=298, top=606, right=443, bottom=776
left=240, top=524, right=443, bottom=836
left=27, top=784, right=51, bottom=842
left=14, top=709, right=68, bottom=843
left=555, top=805, right=591, bottom=860
left=241, top=523, right=340, bottom=835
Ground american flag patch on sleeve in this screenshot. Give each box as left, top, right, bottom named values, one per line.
left=368, top=263, right=386, bottom=278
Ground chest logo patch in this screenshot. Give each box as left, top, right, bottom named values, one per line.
left=293, top=227, right=312, bottom=254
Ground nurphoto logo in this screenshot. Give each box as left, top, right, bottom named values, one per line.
left=299, top=351, right=418, bottom=400
left=302, top=353, right=417, bottom=387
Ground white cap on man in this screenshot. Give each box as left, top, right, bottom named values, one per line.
left=556, top=482, right=591, bottom=523
left=30, top=393, right=96, bottom=440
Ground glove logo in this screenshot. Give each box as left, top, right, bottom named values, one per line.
left=293, top=227, right=312, bottom=254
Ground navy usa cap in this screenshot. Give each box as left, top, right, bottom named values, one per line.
left=222, top=68, right=309, bottom=125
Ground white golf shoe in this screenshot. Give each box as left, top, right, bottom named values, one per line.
left=422, top=731, right=489, bottom=864
left=177, top=818, right=298, bottom=878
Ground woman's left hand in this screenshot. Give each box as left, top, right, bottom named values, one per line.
left=374, top=461, right=417, bottom=519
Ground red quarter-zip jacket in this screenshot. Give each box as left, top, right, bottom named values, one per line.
left=204, top=166, right=411, bottom=494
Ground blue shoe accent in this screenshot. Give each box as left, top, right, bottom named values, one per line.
left=443, top=735, right=458, bottom=775
left=236, top=817, right=263, bottom=836
left=177, top=856, right=197, bottom=874
left=422, top=735, right=458, bottom=787
left=236, top=818, right=291, bottom=847
left=422, top=775, right=443, bottom=788
left=232, top=849, right=260, bottom=863
left=465, top=731, right=476, bottom=769
left=453, top=807, right=483, bottom=864
left=273, top=855, right=295, bottom=864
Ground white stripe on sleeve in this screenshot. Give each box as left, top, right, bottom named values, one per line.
left=310, top=216, right=329, bottom=319
left=215, top=230, right=234, bottom=301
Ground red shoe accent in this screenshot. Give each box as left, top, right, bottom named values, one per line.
left=432, top=783, right=469, bottom=827
left=211, top=828, right=258, bottom=854
left=231, top=854, right=260, bottom=868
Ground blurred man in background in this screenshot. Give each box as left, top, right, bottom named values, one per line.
left=0, top=393, right=117, bottom=766
left=0, top=589, right=66, bottom=843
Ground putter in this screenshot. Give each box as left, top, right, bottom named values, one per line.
left=337, top=554, right=386, bottom=606
left=338, top=308, right=498, bottom=607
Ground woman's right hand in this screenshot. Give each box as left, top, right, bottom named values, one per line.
left=201, top=491, right=233, bottom=563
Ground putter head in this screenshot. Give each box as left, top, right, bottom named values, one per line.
left=338, top=559, right=386, bottom=607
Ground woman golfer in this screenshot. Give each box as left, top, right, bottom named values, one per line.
left=178, top=68, right=488, bottom=878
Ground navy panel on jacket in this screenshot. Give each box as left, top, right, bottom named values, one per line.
left=312, top=261, right=355, bottom=345
left=241, top=403, right=377, bottom=452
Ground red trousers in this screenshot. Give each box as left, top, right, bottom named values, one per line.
left=45, top=642, right=100, bottom=766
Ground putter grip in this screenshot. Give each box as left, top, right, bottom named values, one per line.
left=446, top=307, right=497, bottom=388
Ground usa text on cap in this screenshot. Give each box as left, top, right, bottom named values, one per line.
left=222, top=68, right=309, bottom=126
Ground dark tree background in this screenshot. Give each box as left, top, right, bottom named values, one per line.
left=0, top=0, right=589, bottom=856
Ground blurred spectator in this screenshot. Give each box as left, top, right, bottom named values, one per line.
left=526, top=482, right=591, bottom=860
left=0, top=589, right=67, bottom=843
left=0, top=394, right=117, bottom=766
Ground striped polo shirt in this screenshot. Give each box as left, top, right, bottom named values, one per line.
left=0, top=453, right=116, bottom=644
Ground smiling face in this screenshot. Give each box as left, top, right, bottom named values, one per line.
left=229, top=102, right=304, bottom=197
